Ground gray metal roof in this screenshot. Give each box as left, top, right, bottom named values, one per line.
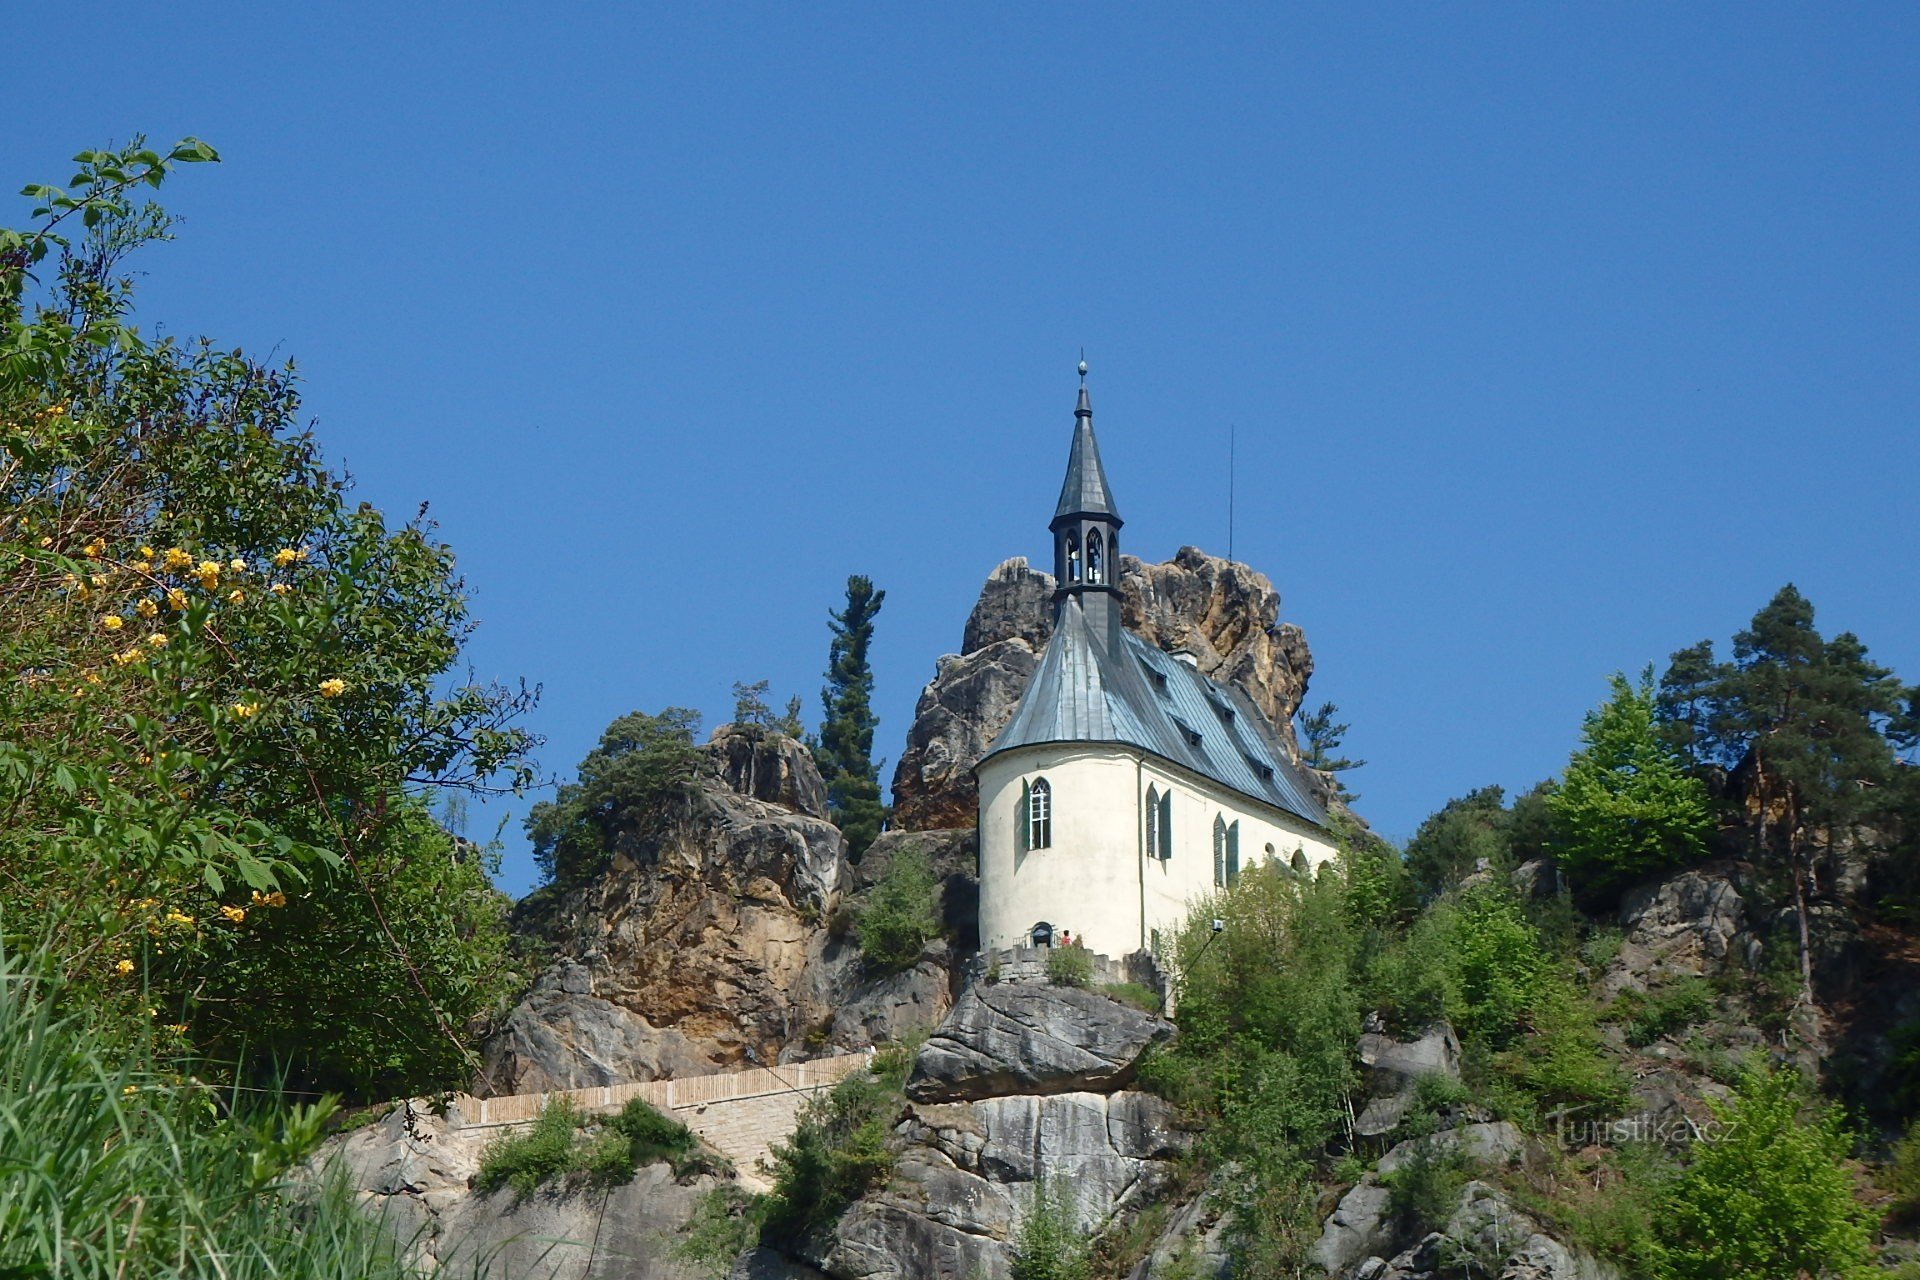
left=1052, top=387, right=1120, bottom=523
left=983, top=595, right=1329, bottom=828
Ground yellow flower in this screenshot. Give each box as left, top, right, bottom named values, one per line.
left=196, top=561, right=221, bottom=589
left=101, top=615, right=125, bottom=632
left=123, top=1085, right=139, bottom=1096
left=84, top=672, right=101, bottom=686
left=36, top=536, right=52, bottom=549
left=164, top=1024, right=188, bottom=1035
left=272, top=547, right=298, bottom=567
left=136, top=599, right=158, bottom=619
left=146, top=633, right=168, bottom=649
left=250, top=890, right=287, bottom=909
left=164, top=910, right=194, bottom=927
left=164, top=587, right=187, bottom=611
left=163, top=547, right=192, bottom=571
left=270, top=582, right=292, bottom=596
left=114, top=959, right=134, bottom=975
left=319, top=678, right=347, bottom=699
left=231, top=701, right=260, bottom=719
left=112, top=648, right=140, bottom=667
left=90, top=573, right=109, bottom=588
left=219, top=906, right=246, bottom=923
left=83, top=537, right=105, bottom=559
left=138, top=545, right=155, bottom=562
left=227, top=589, right=244, bottom=604
left=229, top=558, right=247, bottom=574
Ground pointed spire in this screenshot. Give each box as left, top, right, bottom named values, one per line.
left=1053, top=359, right=1120, bottom=525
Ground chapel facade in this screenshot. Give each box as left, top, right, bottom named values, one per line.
left=973, top=372, right=1339, bottom=958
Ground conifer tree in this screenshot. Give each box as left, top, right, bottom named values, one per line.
left=817, top=575, right=887, bottom=857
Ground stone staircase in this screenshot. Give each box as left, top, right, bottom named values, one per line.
left=450, top=1052, right=872, bottom=1191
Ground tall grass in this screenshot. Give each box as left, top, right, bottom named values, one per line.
left=0, top=947, right=420, bottom=1280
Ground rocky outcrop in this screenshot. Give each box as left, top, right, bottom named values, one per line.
left=486, top=732, right=848, bottom=1092
left=321, top=1100, right=723, bottom=1280
left=906, top=983, right=1174, bottom=1103
left=890, top=548, right=1321, bottom=832
left=1353, top=1020, right=1462, bottom=1138
left=1356, top=1179, right=1616, bottom=1280
left=1600, top=868, right=1747, bottom=998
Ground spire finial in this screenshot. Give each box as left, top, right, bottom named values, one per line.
left=1078, top=349, right=1087, bottom=384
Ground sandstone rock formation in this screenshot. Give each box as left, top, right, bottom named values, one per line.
left=1353, top=1019, right=1462, bottom=1138
left=485, top=729, right=848, bottom=1092
left=794, top=982, right=1187, bottom=1280
left=891, top=548, right=1322, bottom=831
left=906, top=981, right=1174, bottom=1103
left=322, top=1101, right=722, bottom=1280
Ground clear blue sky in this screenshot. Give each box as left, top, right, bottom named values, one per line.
left=9, top=5, right=1916, bottom=896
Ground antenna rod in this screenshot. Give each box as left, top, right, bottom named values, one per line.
left=1228, top=423, right=1236, bottom=563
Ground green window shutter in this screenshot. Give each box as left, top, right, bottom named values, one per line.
left=1227, top=821, right=1240, bottom=884
left=1018, top=779, right=1030, bottom=854
left=1159, top=791, right=1173, bottom=860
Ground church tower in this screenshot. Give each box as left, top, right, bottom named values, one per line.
left=1050, top=361, right=1124, bottom=649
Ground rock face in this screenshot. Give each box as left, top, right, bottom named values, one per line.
left=1353, top=1020, right=1462, bottom=1138
left=906, top=982, right=1174, bottom=1103
left=486, top=731, right=848, bottom=1092
left=774, top=981, right=1187, bottom=1280
left=890, top=548, right=1321, bottom=832
left=321, top=1101, right=721, bottom=1280
left=1601, top=868, right=1747, bottom=998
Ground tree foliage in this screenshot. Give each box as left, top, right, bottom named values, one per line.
left=816, top=575, right=887, bottom=857
left=1297, top=701, right=1365, bottom=797
left=1402, top=784, right=1550, bottom=901
left=526, top=707, right=704, bottom=888
left=1548, top=671, right=1713, bottom=901
left=0, top=140, right=535, bottom=1096
left=1655, top=1068, right=1875, bottom=1280
left=854, top=845, right=938, bottom=973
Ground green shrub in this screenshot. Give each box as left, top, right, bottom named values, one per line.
left=1101, top=981, right=1162, bottom=1013
left=475, top=1096, right=586, bottom=1196
left=1499, top=977, right=1629, bottom=1118
left=675, top=1185, right=771, bottom=1276
left=0, top=945, right=416, bottom=1280
left=855, top=847, right=939, bottom=973
left=763, top=1065, right=902, bottom=1243
left=1382, top=1137, right=1472, bottom=1236
left=608, top=1096, right=697, bottom=1169
left=1884, top=1119, right=1920, bottom=1222
left=1009, top=1178, right=1092, bottom=1280
left=1047, top=943, right=1094, bottom=988
left=1621, top=977, right=1715, bottom=1047
left=1655, top=1067, right=1875, bottom=1280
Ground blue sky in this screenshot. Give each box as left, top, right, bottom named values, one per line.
left=8, top=5, right=1916, bottom=895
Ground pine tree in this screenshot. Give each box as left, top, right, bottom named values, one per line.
left=1662, top=585, right=1905, bottom=1006
left=817, top=576, right=887, bottom=857
left=1548, top=671, right=1713, bottom=901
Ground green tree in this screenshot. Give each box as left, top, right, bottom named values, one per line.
left=1297, top=701, right=1365, bottom=799
left=817, top=575, right=887, bottom=857
left=1403, top=785, right=1513, bottom=900
left=526, top=708, right=704, bottom=888
left=1663, top=586, right=1906, bottom=1004
left=854, top=845, right=939, bottom=973
left=1656, top=1068, right=1875, bottom=1280
left=1548, top=671, right=1714, bottom=902
left=0, top=140, right=535, bottom=1095
left=732, top=679, right=773, bottom=730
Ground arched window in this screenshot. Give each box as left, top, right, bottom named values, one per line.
left=1226, top=820, right=1241, bottom=885
left=1025, top=777, right=1052, bottom=850
left=1213, top=814, right=1228, bottom=887
left=1146, top=785, right=1160, bottom=859
left=1291, top=848, right=1310, bottom=878
left=1157, top=787, right=1173, bottom=860
left=1087, top=528, right=1104, bottom=584
left=1030, top=921, right=1054, bottom=949
left=1066, top=532, right=1081, bottom=583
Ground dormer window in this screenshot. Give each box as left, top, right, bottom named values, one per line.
left=1148, top=669, right=1169, bottom=694
left=1171, top=717, right=1203, bottom=749
left=1244, top=754, right=1275, bottom=783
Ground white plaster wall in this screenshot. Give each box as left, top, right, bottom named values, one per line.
left=976, top=744, right=1340, bottom=956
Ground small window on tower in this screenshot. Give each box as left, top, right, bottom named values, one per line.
left=1087, top=529, right=1104, bottom=584
left=1066, top=533, right=1081, bottom=583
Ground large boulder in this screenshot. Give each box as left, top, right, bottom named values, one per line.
left=906, top=982, right=1174, bottom=1103
left=707, top=725, right=830, bottom=819
left=890, top=549, right=1323, bottom=833
left=1353, top=1020, right=1461, bottom=1138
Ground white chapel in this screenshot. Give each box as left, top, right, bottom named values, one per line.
left=973, top=371, right=1339, bottom=958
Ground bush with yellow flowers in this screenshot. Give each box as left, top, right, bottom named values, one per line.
left=0, top=140, right=537, bottom=1098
